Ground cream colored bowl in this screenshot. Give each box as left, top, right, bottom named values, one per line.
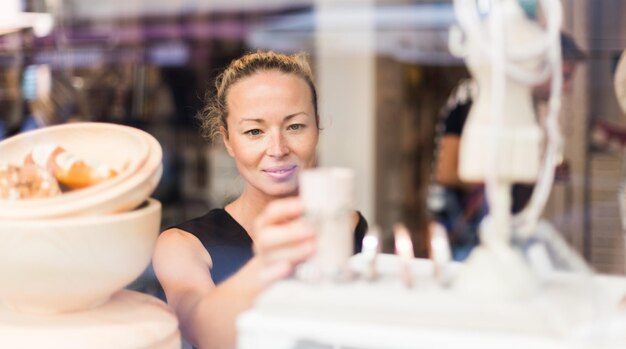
left=0, top=122, right=162, bottom=219
left=0, top=199, right=161, bottom=314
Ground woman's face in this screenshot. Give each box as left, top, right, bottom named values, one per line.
left=222, top=70, right=319, bottom=199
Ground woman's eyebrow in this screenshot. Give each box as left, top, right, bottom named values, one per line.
left=239, top=118, right=264, bottom=124
left=239, top=112, right=309, bottom=124
left=283, top=112, right=309, bottom=121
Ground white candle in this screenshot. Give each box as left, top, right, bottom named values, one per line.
left=299, top=167, right=354, bottom=282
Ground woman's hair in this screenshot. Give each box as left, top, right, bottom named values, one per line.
left=198, top=50, right=318, bottom=141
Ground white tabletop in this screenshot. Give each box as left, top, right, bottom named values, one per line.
left=238, top=254, right=626, bottom=349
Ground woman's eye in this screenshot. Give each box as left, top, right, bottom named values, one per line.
left=287, top=124, right=305, bottom=131
left=244, top=129, right=262, bottom=136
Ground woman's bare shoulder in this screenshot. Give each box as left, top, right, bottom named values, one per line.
left=155, top=227, right=213, bottom=268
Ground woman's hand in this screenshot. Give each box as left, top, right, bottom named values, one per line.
left=252, top=196, right=316, bottom=285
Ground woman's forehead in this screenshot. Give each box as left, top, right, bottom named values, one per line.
left=231, top=70, right=302, bottom=89
left=226, top=72, right=313, bottom=111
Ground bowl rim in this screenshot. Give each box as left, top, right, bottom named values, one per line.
left=0, top=122, right=150, bottom=205
left=0, top=123, right=162, bottom=219
left=0, top=198, right=161, bottom=227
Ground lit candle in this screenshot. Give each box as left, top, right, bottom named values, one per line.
left=393, top=224, right=415, bottom=288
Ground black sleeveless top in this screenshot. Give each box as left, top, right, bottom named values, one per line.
left=172, top=209, right=368, bottom=285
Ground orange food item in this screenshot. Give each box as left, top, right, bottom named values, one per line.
left=24, top=144, right=118, bottom=190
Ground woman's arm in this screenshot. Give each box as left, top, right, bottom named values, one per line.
left=436, top=134, right=465, bottom=187
left=153, top=197, right=315, bottom=349
left=153, top=228, right=249, bottom=349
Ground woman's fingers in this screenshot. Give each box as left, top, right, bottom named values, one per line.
left=254, top=218, right=315, bottom=252
left=252, top=197, right=319, bottom=282
left=261, top=237, right=316, bottom=264
left=253, top=197, right=304, bottom=230
left=256, top=238, right=316, bottom=284
left=254, top=219, right=316, bottom=263
left=259, top=261, right=292, bottom=284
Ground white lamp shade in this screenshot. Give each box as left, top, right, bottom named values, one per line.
left=0, top=0, right=53, bottom=37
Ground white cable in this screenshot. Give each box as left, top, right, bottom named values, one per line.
left=512, top=0, right=564, bottom=236
left=513, top=28, right=563, bottom=236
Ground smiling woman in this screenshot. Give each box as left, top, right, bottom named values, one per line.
left=152, top=51, right=368, bottom=349
left=223, top=70, right=319, bottom=199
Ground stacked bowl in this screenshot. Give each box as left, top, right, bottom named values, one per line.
left=0, top=122, right=163, bottom=313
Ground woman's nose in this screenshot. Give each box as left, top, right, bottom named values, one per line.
left=266, top=131, right=289, bottom=158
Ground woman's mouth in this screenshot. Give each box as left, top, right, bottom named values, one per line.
left=263, top=165, right=297, bottom=181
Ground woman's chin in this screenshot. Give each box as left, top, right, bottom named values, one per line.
left=263, top=183, right=298, bottom=198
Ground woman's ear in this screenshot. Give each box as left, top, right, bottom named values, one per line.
left=220, top=126, right=234, bottom=157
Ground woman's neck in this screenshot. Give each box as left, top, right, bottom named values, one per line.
left=225, top=187, right=292, bottom=240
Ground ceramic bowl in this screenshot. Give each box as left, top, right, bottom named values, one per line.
left=0, top=199, right=161, bottom=314
left=0, top=122, right=162, bottom=219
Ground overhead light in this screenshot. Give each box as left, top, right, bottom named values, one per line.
left=0, top=0, right=54, bottom=37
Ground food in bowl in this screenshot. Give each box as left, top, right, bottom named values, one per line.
left=1, top=142, right=122, bottom=200
left=0, top=164, right=61, bottom=200
left=24, top=143, right=119, bottom=190
left=0, top=122, right=161, bottom=219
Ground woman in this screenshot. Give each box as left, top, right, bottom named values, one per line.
left=152, top=51, right=367, bottom=349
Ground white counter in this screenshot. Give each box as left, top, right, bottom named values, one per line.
left=238, top=254, right=626, bottom=349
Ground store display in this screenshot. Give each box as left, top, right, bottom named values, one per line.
left=239, top=2, right=626, bottom=349
left=239, top=254, right=626, bottom=349
left=0, top=122, right=180, bottom=348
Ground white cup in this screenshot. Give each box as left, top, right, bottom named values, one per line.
left=298, top=167, right=354, bottom=282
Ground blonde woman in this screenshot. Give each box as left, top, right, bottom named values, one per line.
left=153, top=51, right=367, bottom=349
